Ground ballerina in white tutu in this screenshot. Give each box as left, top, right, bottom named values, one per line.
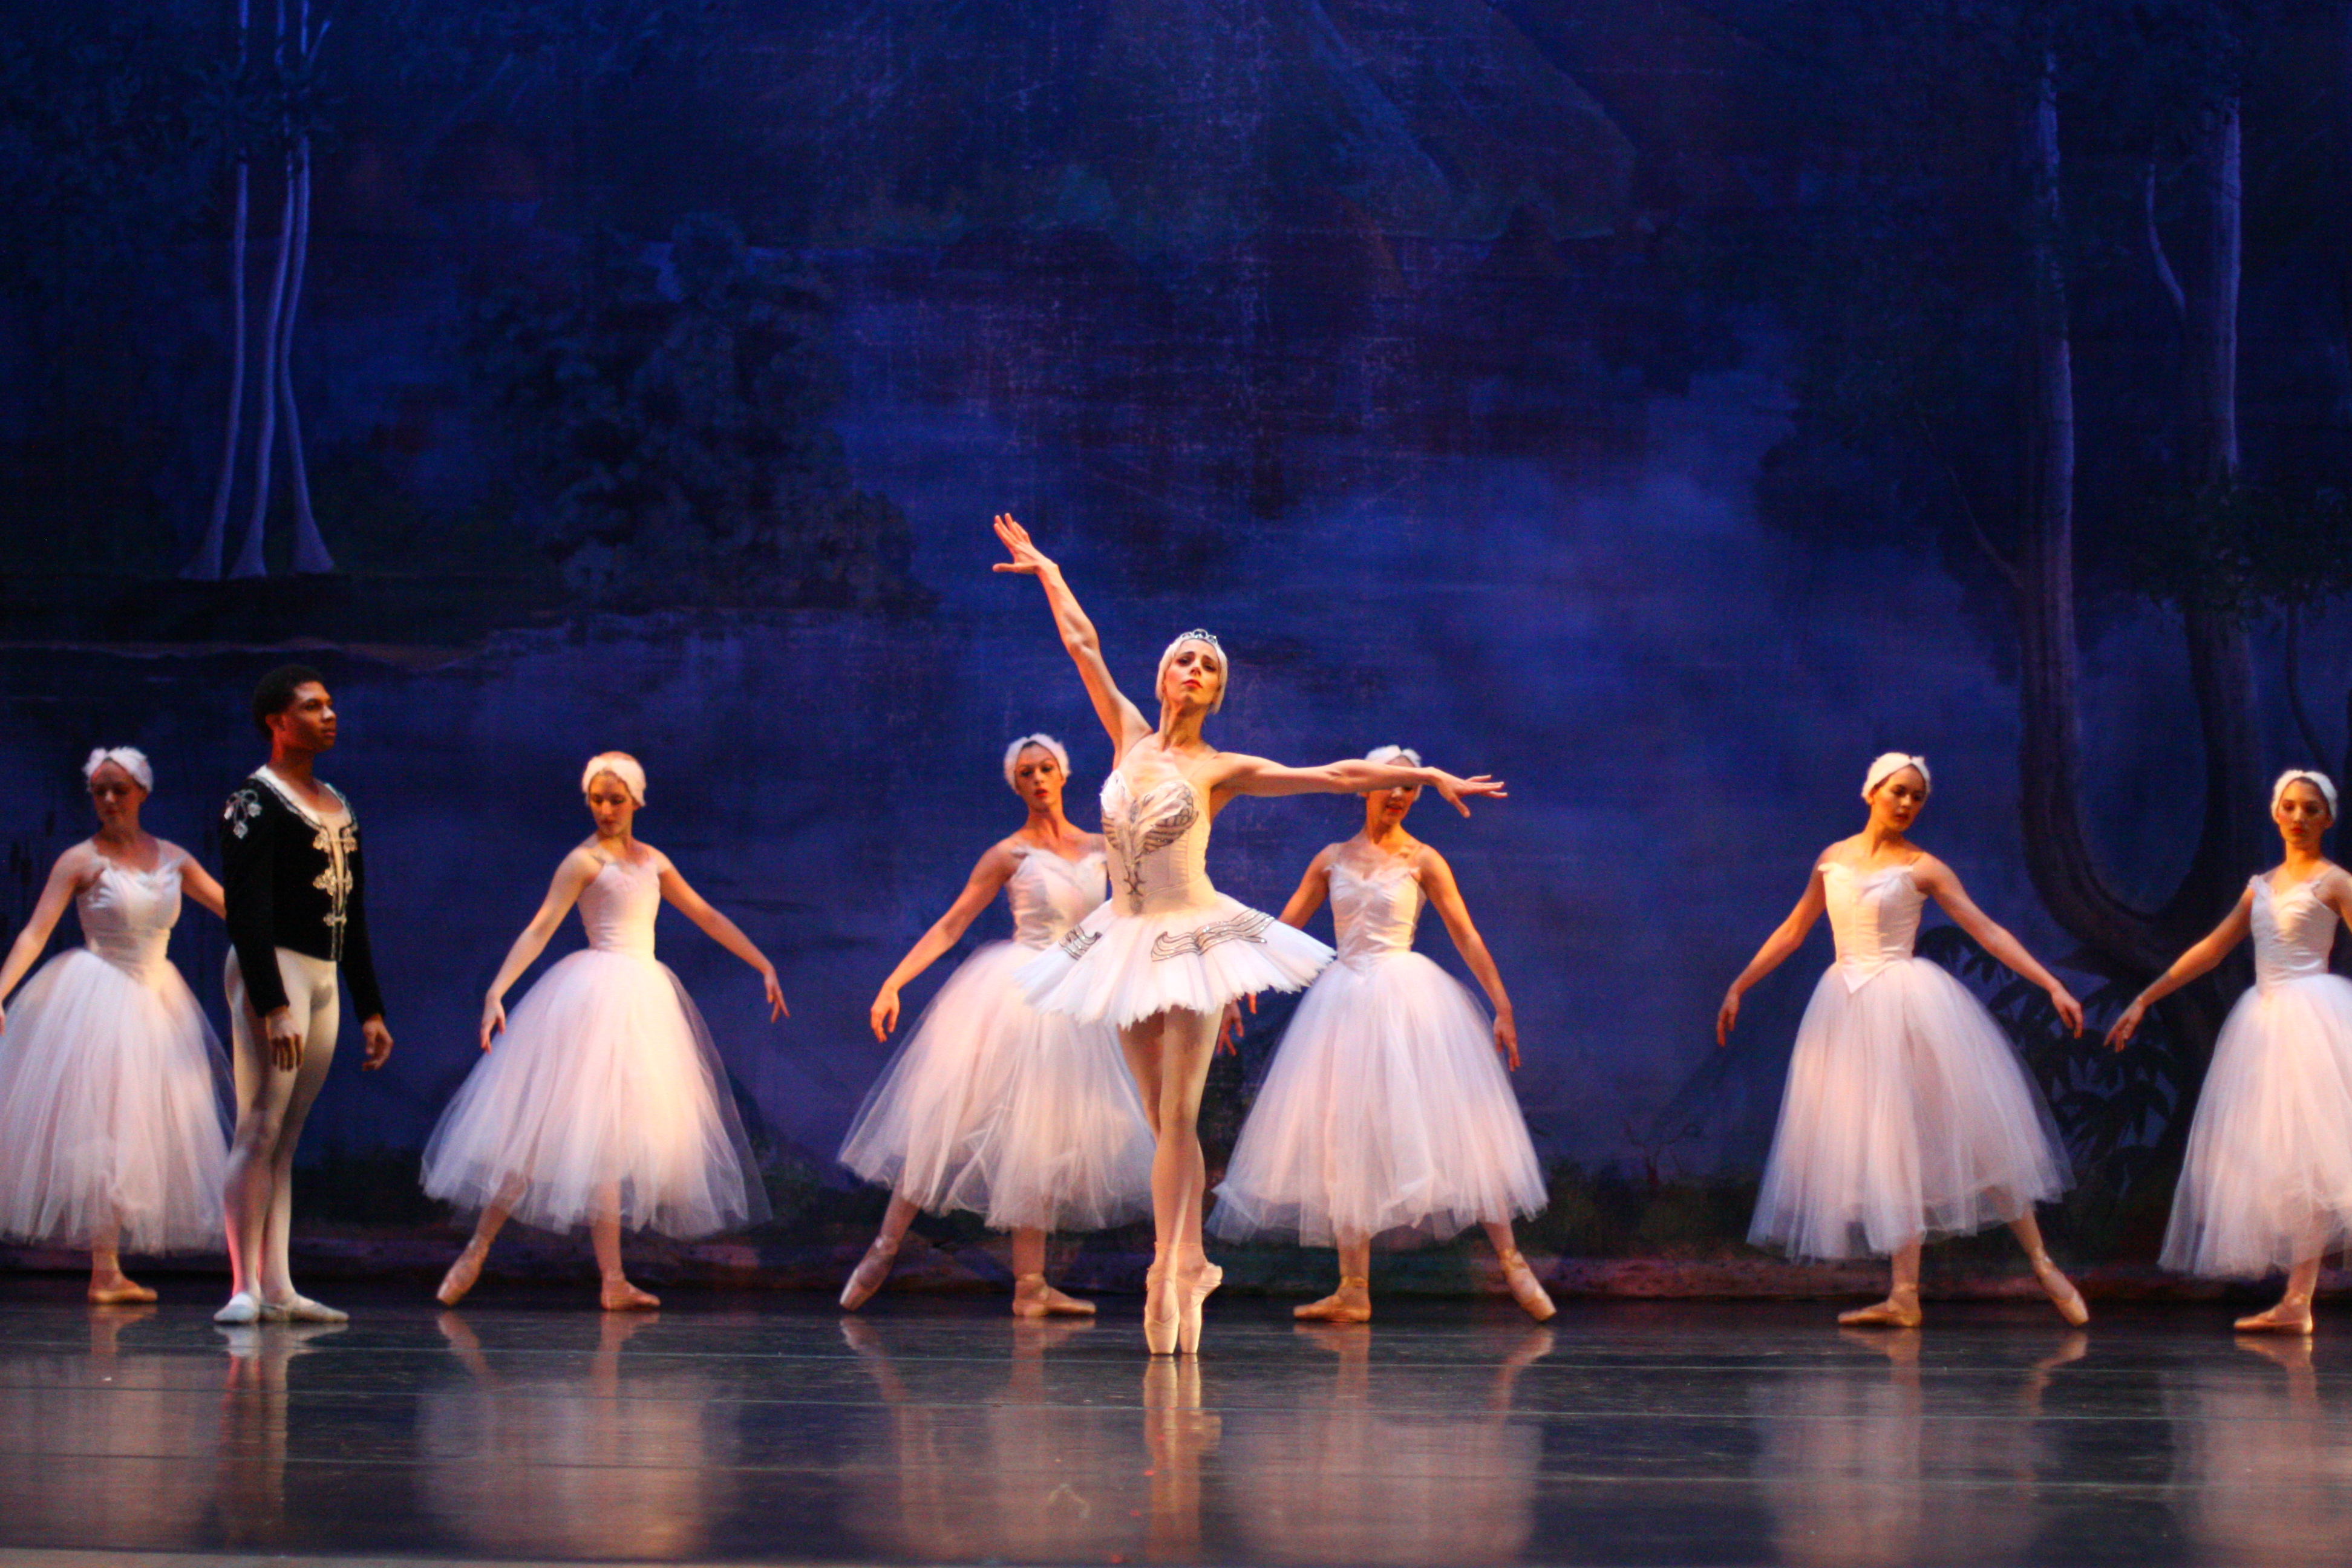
left=992, top=513, right=1506, bottom=1354
left=0, top=748, right=230, bottom=1302
left=1720, top=753, right=2088, bottom=1328
left=1211, top=746, right=1553, bottom=1323
left=2107, top=770, right=2352, bottom=1334
left=838, top=734, right=1152, bottom=1316
left=426, top=753, right=784, bottom=1310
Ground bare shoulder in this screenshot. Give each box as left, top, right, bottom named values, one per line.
left=1906, top=850, right=1956, bottom=887
left=52, top=840, right=100, bottom=883
left=1408, top=839, right=1448, bottom=878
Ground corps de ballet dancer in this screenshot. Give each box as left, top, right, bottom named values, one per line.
left=1211, top=746, right=1553, bottom=1323
left=991, top=513, right=1506, bottom=1354
left=425, top=753, right=782, bottom=1311
left=1719, top=753, right=2089, bottom=1328
left=218, top=667, right=394, bottom=1325
left=0, top=748, right=230, bottom=1302
left=838, top=734, right=1152, bottom=1316
left=2107, top=770, right=2352, bottom=1334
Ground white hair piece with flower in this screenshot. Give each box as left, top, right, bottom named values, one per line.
left=1863, top=752, right=1932, bottom=800
left=580, top=751, right=648, bottom=805
left=82, top=746, right=153, bottom=792
left=1002, top=733, right=1070, bottom=794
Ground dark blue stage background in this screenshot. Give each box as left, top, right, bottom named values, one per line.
left=5, top=2, right=2352, bottom=1247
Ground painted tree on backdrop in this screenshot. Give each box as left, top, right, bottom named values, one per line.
left=1707, top=0, right=2352, bottom=1187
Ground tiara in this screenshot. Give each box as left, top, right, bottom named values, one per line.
left=1172, top=629, right=1221, bottom=646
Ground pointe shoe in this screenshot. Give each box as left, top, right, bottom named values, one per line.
left=213, top=1290, right=262, bottom=1326
left=1011, top=1273, right=1097, bottom=1318
left=2027, top=1252, right=2090, bottom=1327
left=1496, top=1248, right=1557, bottom=1323
left=261, top=1293, right=349, bottom=1324
left=1176, top=1261, right=1223, bottom=1356
left=88, top=1278, right=157, bottom=1306
left=600, top=1278, right=660, bottom=1312
left=1294, top=1276, right=1372, bottom=1324
left=1143, top=1264, right=1180, bottom=1356
left=840, top=1235, right=899, bottom=1312
left=2233, top=1298, right=2315, bottom=1336
left=437, top=1240, right=491, bottom=1307
left=1838, top=1289, right=1923, bottom=1329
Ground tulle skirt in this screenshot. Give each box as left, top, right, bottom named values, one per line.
left=0, top=949, right=229, bottom=1253
left=840, top=941, right=1151, bottom=1232
left=421, top=950, right=768, bottom=1238
left=2162, top=974, right=2352, bottom=1278
left=1211, top=952, right=1546, bottom=1244
left=1018, top=894, right=1334, bottom=1026
left=1749, top=959, right=2069, bottom=1261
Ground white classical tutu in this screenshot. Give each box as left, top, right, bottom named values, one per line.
left=2162, top=973, right=2352, bottom=1278
left=1211, top=951, right=1545, bottom=1245
left=0, top=949, right=229, bottom=1253
left=1749, top=958, right=2069, bottom=1261
left=422, top=950, right=766, bottom=1238
left=840, top=941, right=1151, bottom=1231
left=1019, top=896, right=1333, bottom=1027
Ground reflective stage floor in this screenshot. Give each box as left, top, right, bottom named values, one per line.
left=0, top=1281, right=2348, bottom=1566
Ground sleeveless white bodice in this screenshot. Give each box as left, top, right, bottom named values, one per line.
left=1821, top=861, right=1925, bottom=993
left=1329, top=855, right=1422, bottom=964
left=78, top=853, right=183, bottom=978
left=581, top=857, right=660, bottom=958
left=1100, top=765, right=1215, bottom=916
left=1005, top=847, right=1108, bottom=948
left=2250, top=875, right=2337, bottom=991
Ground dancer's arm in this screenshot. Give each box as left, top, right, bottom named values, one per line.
left=658, top=853, right=789, bottom=1021
left=2105, top=889, right=2253, bottom=1050
left=1717, top=861, right=1829, bottom=1045
left=1913, top=856, right=2083, bottom=1034
left=478, top=849, right=599, bottom=1049
left=1276, top=847, right=1336, bottom=929
left=1212, top=754, right=1505, bottom=817
left=221, top=786, right=299, bottom=1060
left=341, top=818, right=394, bottom=1068
left=0, top=846, right=93, bottom=1024
left=991, top=514, right=1150, bottom=753
left=1419, top=848, right=1519, bottom=1070
left=871, top=844, right=1019, bottom=1040
left=171, top=844, right=227, bottom=920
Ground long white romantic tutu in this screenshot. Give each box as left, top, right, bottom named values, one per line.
left=840, top=941, right=1151, bottom=1231
left=2162, top=973, right=2352, bottom=1278
left=422, top=950, right=766, bottom=1238
left=1018, top=895, right=1334, bottom=1027
left=0, top=949, right=229, bottom=1253
left=1749, top=958, right=2069, bottom=1261
left=1211, top=951, right=1546, bottom=1244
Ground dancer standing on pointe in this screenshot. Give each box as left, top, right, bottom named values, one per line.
left=218, top=667, right=394, bottom=1325
left=1719, top=753, right=2088, bottom=1328
left=838, top=734, right=1152, bottom=1316
left=1211, top=746, right=1553, bottom=1323
left=0, top=748, right=231, bottom=1302
left=425, top=753, right=781, bottom=1311
left=992, top=514, right=1507, bottom=1354
left=2107, top=771, right=2352, bottom=1334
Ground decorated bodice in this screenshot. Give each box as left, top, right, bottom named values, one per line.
left=581, top=855, right=662, bottom=958
left=1821, top=860, right=1926, bottom=992
left=78, top=850, right=184, bottom=977
left=2250, top=874, right=2339, bottom=990
left=1100, top=763, right=1215, bottom=916
left=1329, top=853, right=1422, bottom=964
left=1005, top=845, right=1108, bottom=948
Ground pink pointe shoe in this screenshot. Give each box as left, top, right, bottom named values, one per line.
left=840, top=1235, right=899, bottom=1312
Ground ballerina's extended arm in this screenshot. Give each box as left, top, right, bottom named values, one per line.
left=1717, top=865, right=1829, bottom=1045
left=1911, top=857, right=2083, bottom=1034
left=0, top=846, right=96, bottom=1028
left=1418, top=848, right=1520, bottom=1069
left=992, top=514, right=1151, bottom=755
left=869, top=845, right=1020, bottom=1040
left=658, top=856, right=789, bottom=1021
left=477, top=849, right=601, bottom=1049
left=175, top=848, right=227, bottom=920
left=1214, top=754, right=1505, bottom=816
left=2105, top=888, right=2255, bottom=1051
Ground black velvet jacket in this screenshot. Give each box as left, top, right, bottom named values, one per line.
left=220, top=767, right=386, bottom=1022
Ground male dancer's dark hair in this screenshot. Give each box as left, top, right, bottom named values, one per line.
left=251, top=664, right=328, bottom=736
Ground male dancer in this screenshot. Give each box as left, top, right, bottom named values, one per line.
left=216, top=665, right=393, bottom=1324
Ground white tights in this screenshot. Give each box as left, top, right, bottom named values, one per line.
left=223, top=949, right=339, bottom=1303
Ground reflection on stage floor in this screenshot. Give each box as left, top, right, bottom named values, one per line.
left=0, top=1282, right=2348, bottom=1564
